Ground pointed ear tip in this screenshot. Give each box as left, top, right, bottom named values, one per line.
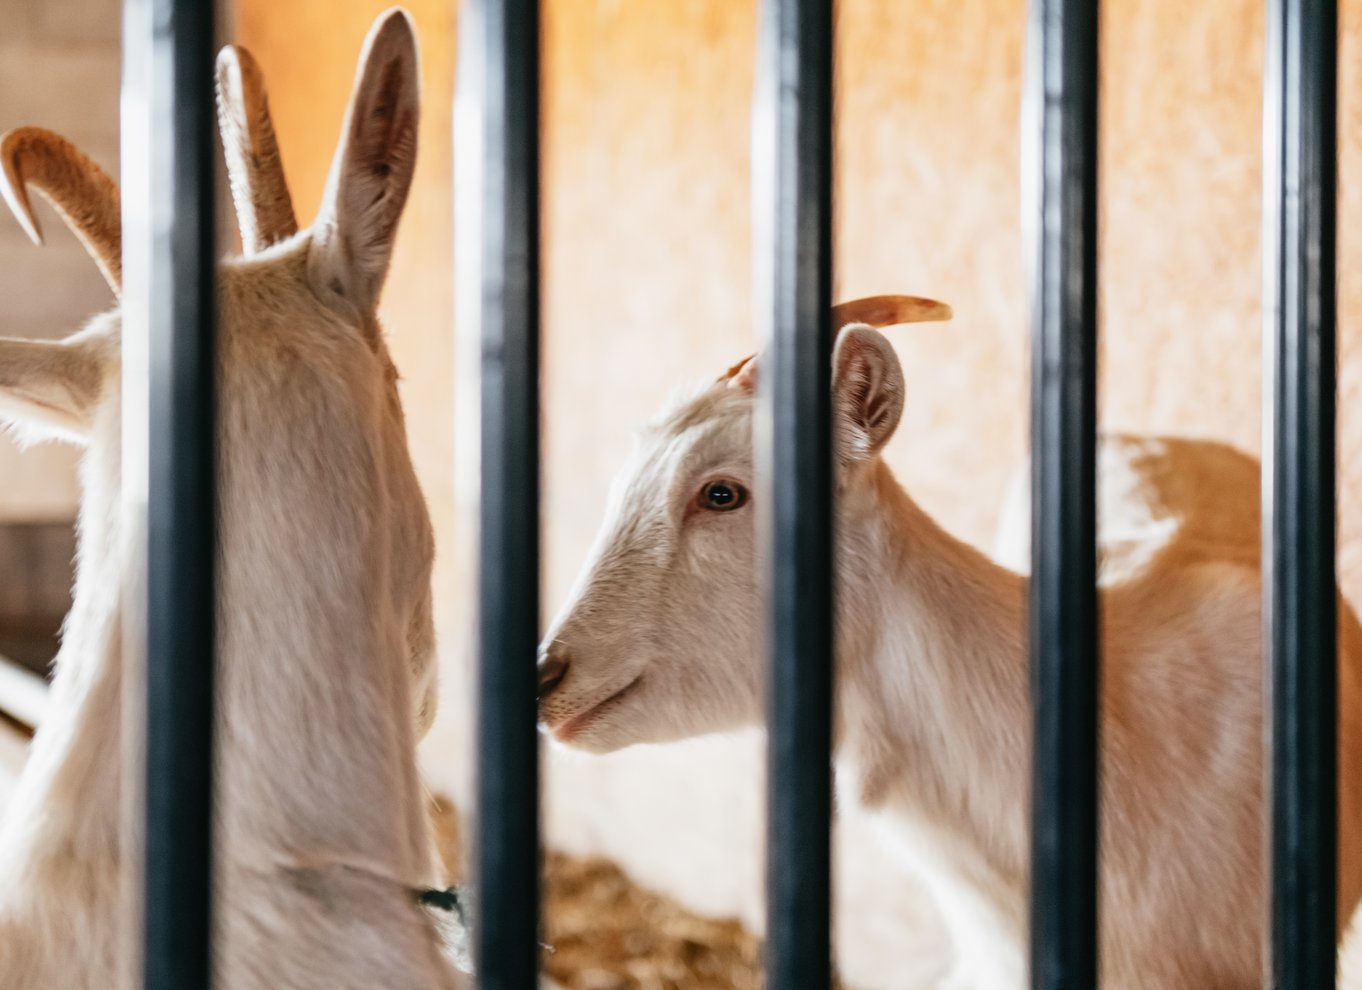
left=370, top=7, right=419, bottom=50
left=215, top=45, right=240, bottom=73
left=380, top=6, right=417, bottom=28
left=217, top=44, right=264, bottom=82
left=353, top=9, right=420, bottom=97
left=214, top=54, right=240, bottom=107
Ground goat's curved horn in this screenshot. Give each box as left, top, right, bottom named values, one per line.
left=831, top=294, right=952, bottom=328
left=719, top=294, right=953, bottom=384
left=216, top=45, right=298, bottom=254
left=0, top=127, right=121, bottom=296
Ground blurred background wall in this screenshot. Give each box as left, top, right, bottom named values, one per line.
left=0, top=0, right=119, bottom=674
left=0, top=0, right=119, bottom=519
left=4, top=0, right=1362, bottom=986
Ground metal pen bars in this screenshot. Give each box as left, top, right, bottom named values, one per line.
left=121, top=0, right=1341, bottom=986
left=1025, top=0, right=1101, bottom=987
left=758, top=0, right=836, bottom=987
left=472, top=0, right=543, bottom=988
left=124, top=0, right=219, bottom=987
left=1021, top=1, right=1340, bottom=988
left=1264, top=1, right=1339, bottom=987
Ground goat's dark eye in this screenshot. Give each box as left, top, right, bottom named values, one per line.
left=697, top=479, right=749, bottom=512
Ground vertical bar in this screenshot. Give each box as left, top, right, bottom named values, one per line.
left=756, top=0, right=834, bottom=986
left=1024, top=0, right=1100, bottom=985
left=125, top=0, right=218, bottom=986
left=473, top=0, right=541, bottom=985
left=1263, top=0, right=1338, bottom=984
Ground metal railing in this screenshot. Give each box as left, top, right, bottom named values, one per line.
left=1024, top=0, right=1100, bottom=986
left=756, top=0, right=836, bottom=987
left=470, top=0, right=544, bottom=987
left=123, top=0, right=1341, bottom=986
left=1264, top=0, right=1339, bottom=985
left=123, top=0, right=218, bottom=987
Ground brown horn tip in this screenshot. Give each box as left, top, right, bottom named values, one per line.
left=216, top=45, right=298, bottom=254
left=716, top=353, right=757, bottom=385
left=0, top=127, right=121, bottom=296
left=0, top=138, right=44, bottom=246
left=718, top=294, right=953, bottom=382
left=832, top=294, right=953, bottom=329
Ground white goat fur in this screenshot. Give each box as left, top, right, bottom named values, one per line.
left=0, top=12, right=464, bottom=989
left=538, top=324, right=1362, bottom=988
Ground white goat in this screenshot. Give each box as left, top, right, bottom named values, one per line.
left=536, top=321, right=1362, bottom=988
left=0, top=11, right=465, bottom=988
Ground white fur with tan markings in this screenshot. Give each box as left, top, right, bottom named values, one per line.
left=539, top=322, right=1362, bottom=988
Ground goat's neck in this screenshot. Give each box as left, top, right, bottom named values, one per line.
left=0, top=422, right=127, bottom=885
left=0, top=418, right=433, bottom=890
left=834, top=459, right=1030, bottom=892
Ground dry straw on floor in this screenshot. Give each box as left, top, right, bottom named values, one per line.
left=431, top=797, right=832, bottom=990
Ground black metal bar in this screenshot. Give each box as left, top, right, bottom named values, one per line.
left=472, top=0, right=542, bottom=985
left=1024, top=0, right=1100, bottom=985
left=135, top=0, right=218, bottom=985
left=1264, top=0, right=1338, bottom=984
left=757, top=0, right=834, bottom=986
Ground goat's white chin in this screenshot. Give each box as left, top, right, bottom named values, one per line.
left=541, top=674, right=646, bottom=752
left=546, top=728, right=627, bottom=755
left=545, top=718, right=641, bottom=755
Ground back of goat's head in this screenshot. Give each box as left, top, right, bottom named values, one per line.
left=0, top=9, right=439, bottom=733
left=537, top=298, right=950, bottom=752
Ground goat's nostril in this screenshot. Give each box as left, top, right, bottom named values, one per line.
left=537, top=654, right=569, bottom=700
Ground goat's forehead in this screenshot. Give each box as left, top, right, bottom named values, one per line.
left=615, top=383, right=754, bottom=490
left=220, top=247, right=318, bottom=319
left=219, top=256, right=380, bottom=366
left=639, top=382, right=752, bottom=448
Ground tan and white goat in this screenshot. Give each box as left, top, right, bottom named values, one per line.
left=0, top=11, right=464, bottom=988
left=992, top=433, right=1261, bottom=582
left=537, top=321, right=1362, bottom=988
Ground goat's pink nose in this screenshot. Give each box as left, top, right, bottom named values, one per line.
left=537, top=653, right=569, bottom=701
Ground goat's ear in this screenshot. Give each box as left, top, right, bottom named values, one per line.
left=216, top=45, right=299, bottom=254
left=308, top=9, right=420, bottom=320
left=832, top=324, right=904, bottom=463
left=0, top=337, right=105, bottom=444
